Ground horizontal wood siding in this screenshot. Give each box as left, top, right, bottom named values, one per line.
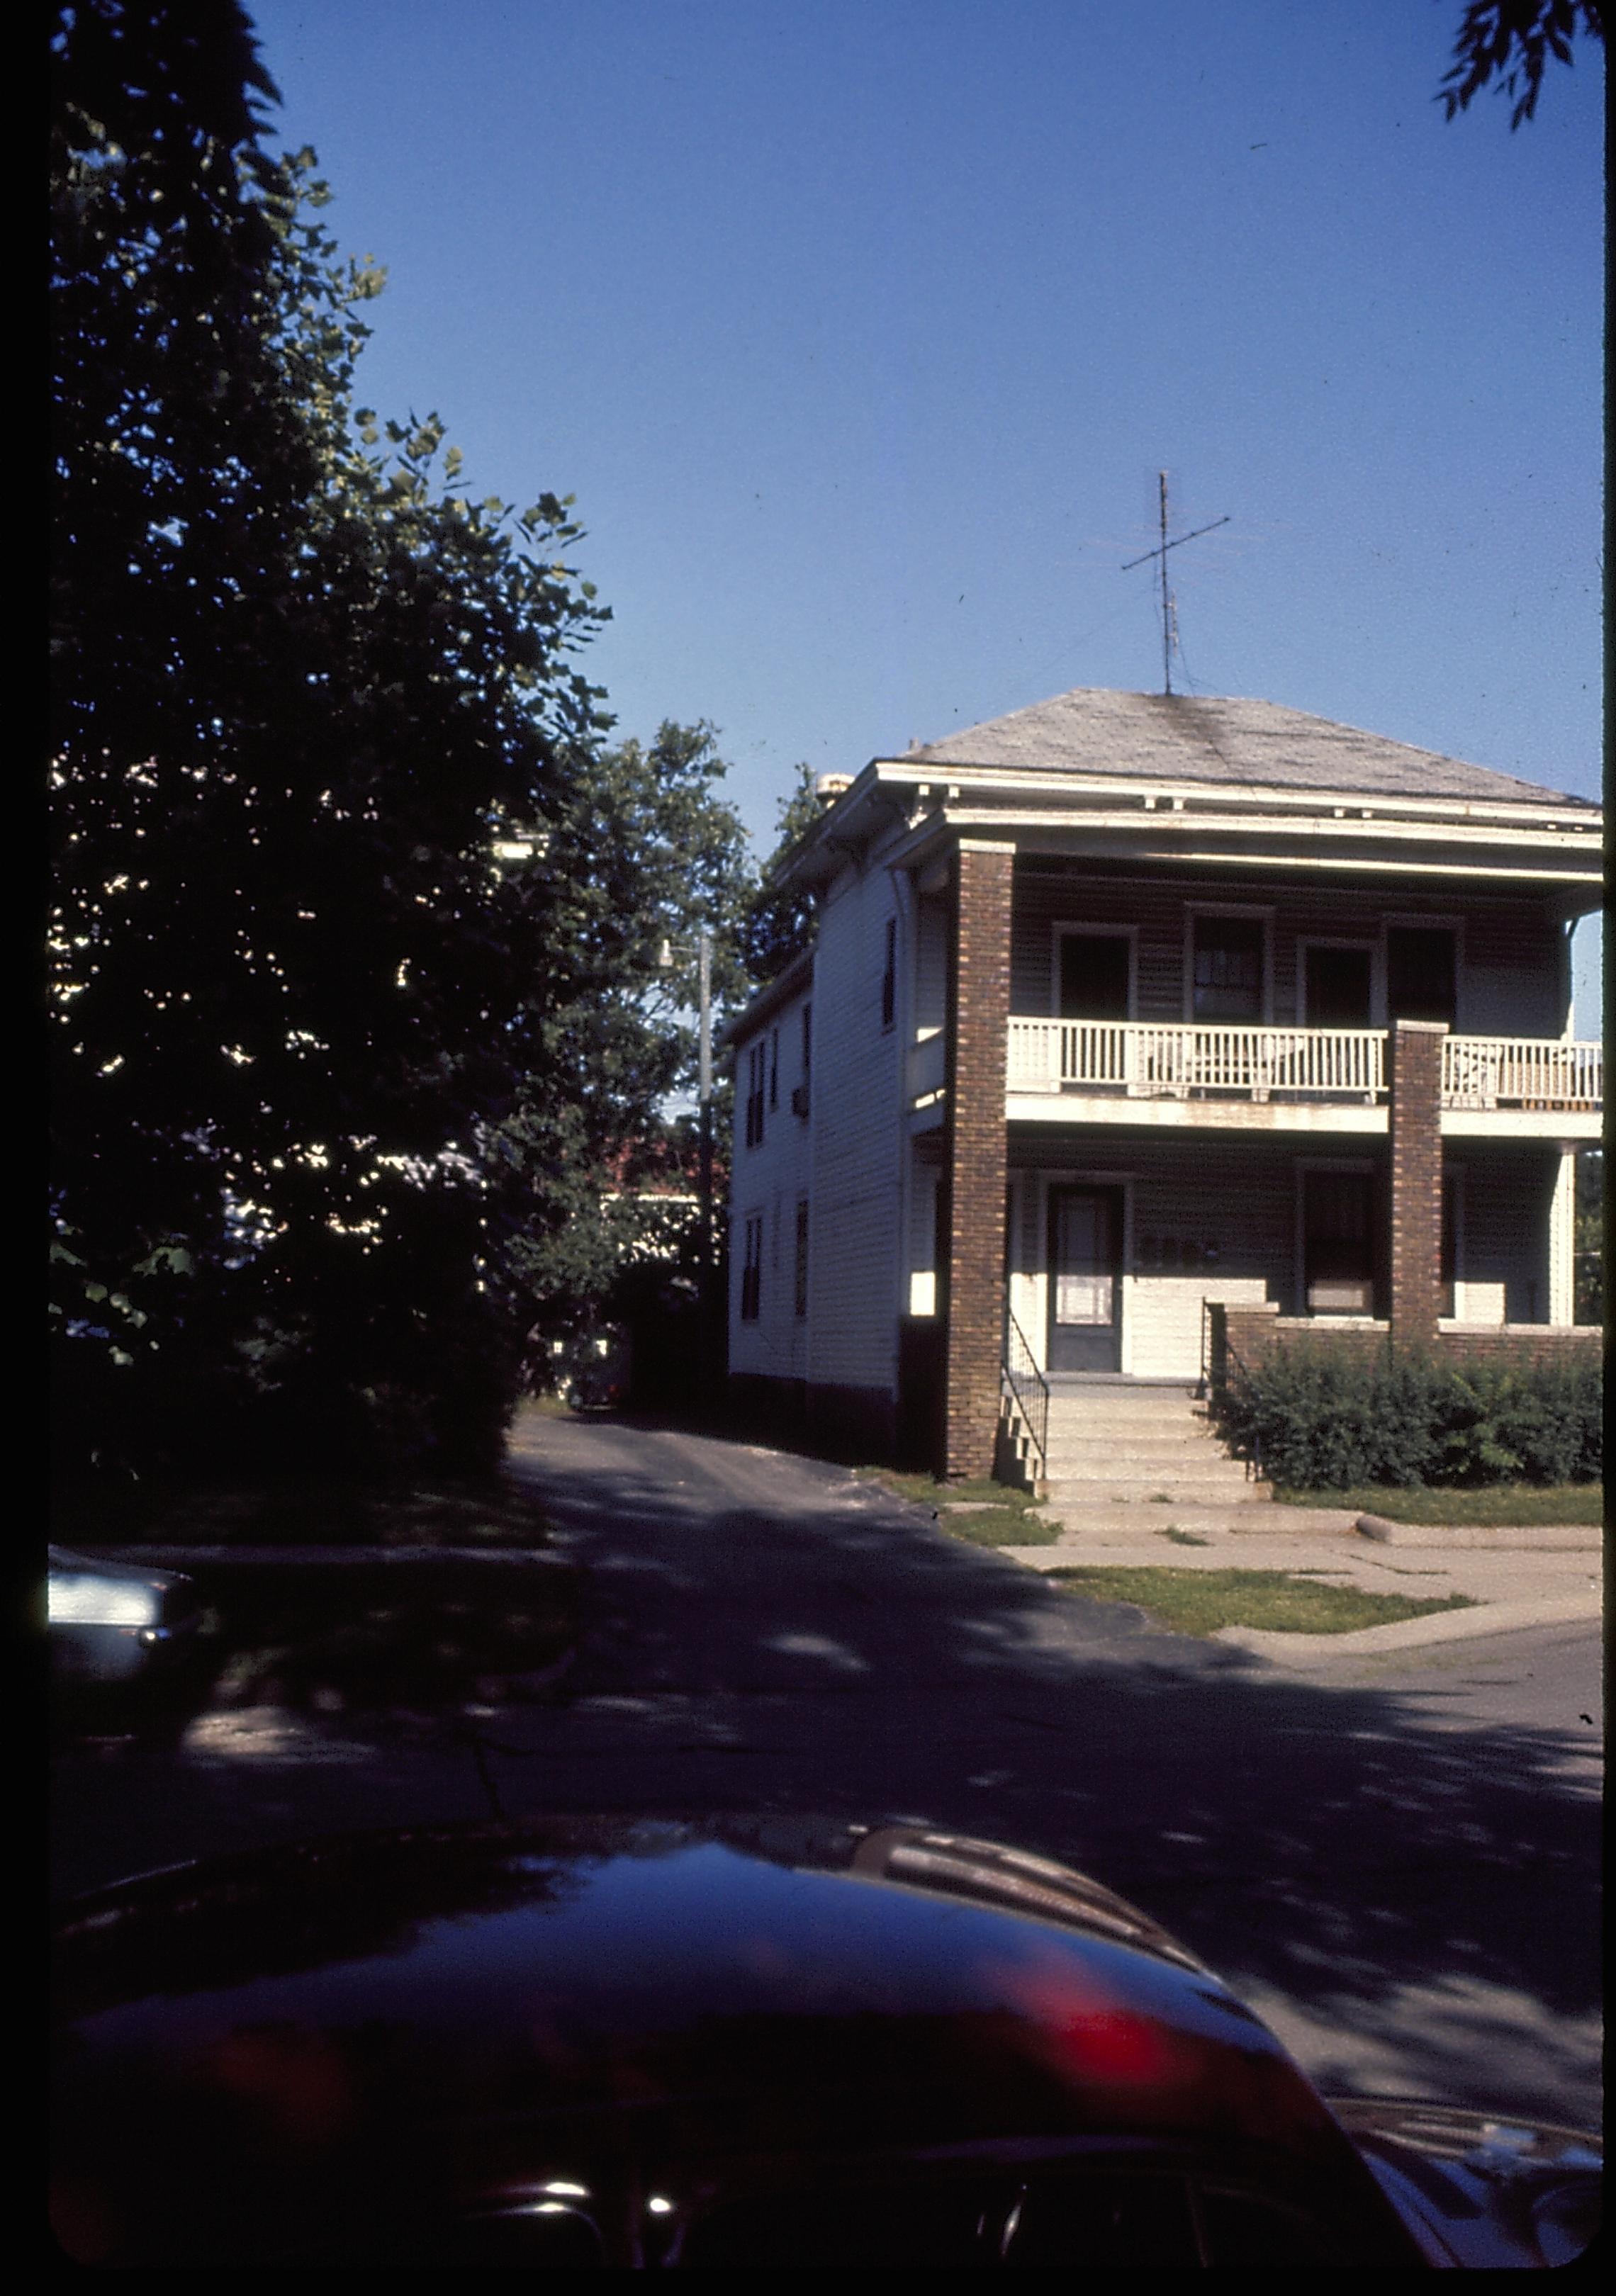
left=1009, top=867, right=1568, bottom=1033
left=1459, top=1146, right=1557, bottom=1327
left=1007, top=1134, right=1306, bottom=1378
left=728, top=983, right=814, bottom=1381
left=805, top=853, right=906, bottom=1396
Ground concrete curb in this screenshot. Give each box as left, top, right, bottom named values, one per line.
left=1215, top=1592, right=1603, bottom=1660
left=1354, top=1514, right=1602, bottom=1551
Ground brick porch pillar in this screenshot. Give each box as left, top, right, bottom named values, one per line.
left=942, top=840, right=1014, bottom=1480
left=1388, top=1018, right=1446, bottom=1351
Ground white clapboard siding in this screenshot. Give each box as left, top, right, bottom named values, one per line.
left=803, top=852, right=907, bottom=1392
left=1011, top=872, right=1566, bottom=1034
left=728, top=980, right=814, bottom=1380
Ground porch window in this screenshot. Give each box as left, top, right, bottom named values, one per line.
left=1303, top=1170, right=1374, bottom=1315
left=1193, top=916, right=1265, bottom=1021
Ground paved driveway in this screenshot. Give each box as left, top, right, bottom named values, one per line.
left=50, top=1407, right=1601, bottom=2127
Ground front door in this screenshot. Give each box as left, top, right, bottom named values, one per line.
left=1303, top=945, right=1373, bottom=1027
left=1059, top=934, right=1130, bottom=1020
left=1048, top=1186, right=1123, bottom=1371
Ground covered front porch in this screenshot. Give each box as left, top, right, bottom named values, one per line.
left=919, top=1010, right=1591, bottom=1483
left=995, top=1132, right=1580, bottom=1388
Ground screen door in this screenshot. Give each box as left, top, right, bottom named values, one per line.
left=1048, top=1186, right=1123, bottom=1371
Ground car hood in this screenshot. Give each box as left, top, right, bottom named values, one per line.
left=47, top=1816, right=1532, bottom=2267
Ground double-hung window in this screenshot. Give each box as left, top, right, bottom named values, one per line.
left=741, top=1215, right=763, bottom=1321
left=745, top=1044, right=766, bottom=1147
left=1192, top=916, right=1265, bottom=1023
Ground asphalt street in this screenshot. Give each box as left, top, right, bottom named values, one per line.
left=49, top=1407, right=1603, bottom=2129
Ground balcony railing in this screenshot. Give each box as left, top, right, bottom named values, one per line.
left=1440, top=1034, right=1603, bottom=1110
left=1001, top=1020, right=1602, bottom=1110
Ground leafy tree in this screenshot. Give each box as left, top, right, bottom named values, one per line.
left=50, top=3, right=744, bottom=1473
left=1440, top=1, right=1603, bottom=127
left=481, top=721, right=752, bottom=1374
left=1574, top=1148, right=1603, bottom=1325
left=737, top=760, right=825, bottom=988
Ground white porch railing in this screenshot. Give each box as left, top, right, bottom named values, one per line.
left=1001, top=1020, right=1603, bottom=1110
left=1442, top=1034, right=1604, bottom=1109
left=1006, top=1019, right=1386, bottom=1102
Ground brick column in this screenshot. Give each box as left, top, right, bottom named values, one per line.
left=1388, top=1018, right=1446, bottom=1351
left=942, top=840, right=1014, bottom=1480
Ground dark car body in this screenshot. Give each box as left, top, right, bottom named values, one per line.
left=49, top=1817, right=1598, bottom=2268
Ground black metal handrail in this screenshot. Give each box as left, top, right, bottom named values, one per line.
left=1201, top=1298, right=1263, bottom=1482
left=1002, top=1307, right=1050, bottom=1487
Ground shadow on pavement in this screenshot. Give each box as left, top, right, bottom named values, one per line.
left=49, top=1411, right=1600, bottom=2125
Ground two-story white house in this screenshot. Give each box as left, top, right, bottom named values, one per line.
left=722, top=688, right=1603, bottom=1482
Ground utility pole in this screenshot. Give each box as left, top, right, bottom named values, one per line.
left=1122, top=474, right=1228, bottom=695
left=697, top=928, right=712, bottom=1290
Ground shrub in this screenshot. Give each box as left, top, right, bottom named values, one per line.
left=1212, top=1344, right=1602, bottom=1490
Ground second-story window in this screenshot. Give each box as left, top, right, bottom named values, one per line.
left=769, top=1028, right=779, bottom=1110
left=880, top=917, right=897, bottom=1030
left=791, top=1003, right=812, bottom=1120
left=745, top=1044, right=766, bottom=1147
left=1193, top=916, right=1264, bottom=1022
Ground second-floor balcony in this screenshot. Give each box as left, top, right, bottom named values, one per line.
left=927, top=1020, right=1605, bottom=1137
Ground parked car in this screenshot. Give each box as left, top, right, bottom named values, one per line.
left=563, top=1328, right=632, bottom=1412
left=47, top=1546, right=203, bottom=1687
left=50, top=1817, right=1598, bottom=2268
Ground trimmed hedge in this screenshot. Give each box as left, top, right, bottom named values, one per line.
left=1211, top=1345, right=1603, bottom=1490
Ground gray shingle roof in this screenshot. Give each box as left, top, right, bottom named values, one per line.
left=905, top=689, right=1595, bottom=809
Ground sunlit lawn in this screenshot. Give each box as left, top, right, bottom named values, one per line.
left=855, top=1468, right=1055, bottom=1546
left=1047, top=1566, right=1476, bottom=1638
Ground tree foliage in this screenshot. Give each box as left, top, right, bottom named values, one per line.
left=481, top=721, right=751, bottom=1368
left=1440, top=1, right=1603, bottom=127
left=736, top=760, right=825, bottom=989
left=50, top=1, right=749, bottom=1473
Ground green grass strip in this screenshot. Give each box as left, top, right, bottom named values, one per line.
left=1046, top=1565, right=1476, bottom=1638
left=941, top=1509, right=1060, bottom=1548
left=858, top=1467, right=1040, bottom=1511
left=1271, top=1482, right=1603, bottom=1526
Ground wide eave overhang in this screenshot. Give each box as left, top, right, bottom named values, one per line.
left=778, top=759, right=1603, bottom=909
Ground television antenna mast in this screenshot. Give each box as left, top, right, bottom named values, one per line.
left=1122, top=473, right=1228, bottom=695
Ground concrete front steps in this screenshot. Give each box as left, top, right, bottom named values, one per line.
left=1037, top=1380, right=1269, bottom=1512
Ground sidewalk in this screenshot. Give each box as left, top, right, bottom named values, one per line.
left=999, top=1500, right=1602, bottom=1661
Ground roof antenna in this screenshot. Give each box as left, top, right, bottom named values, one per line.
left=1122, top=473, right=1228, bottom=695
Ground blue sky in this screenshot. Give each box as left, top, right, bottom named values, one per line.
left=246, top=0, right=1603, bottom=1027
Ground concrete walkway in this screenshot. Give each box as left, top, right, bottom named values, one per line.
left=999, top=1497, right=1602, bottom=1662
